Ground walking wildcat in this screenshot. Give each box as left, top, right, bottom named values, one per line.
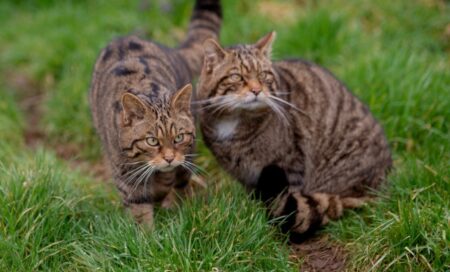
left=89, top=0, right=221, bottom=228
left=197, top=32, right=392, bottom=242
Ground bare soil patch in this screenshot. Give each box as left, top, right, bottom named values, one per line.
left=291, top=235, right=348, bottom=272
left=7, top=72, right=46, bottom=148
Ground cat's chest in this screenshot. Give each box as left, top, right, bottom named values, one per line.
left=214, top=118, right=239, bottom=140
left=211, top=118, right=283, bottom=186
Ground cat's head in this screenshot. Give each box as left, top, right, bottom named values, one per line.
left=118, top=84, right=195, bottom=172
left=197, top=32, right=281, bottom=115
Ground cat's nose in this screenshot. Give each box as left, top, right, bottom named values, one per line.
left=248, top=80, right=262, bottom=96
left=163, top=150, right=175, bottom=164
left=250, top=88, right=262, bottom=96
left=164, top=156, right=174, bottom=164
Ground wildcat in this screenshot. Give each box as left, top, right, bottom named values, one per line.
left=196, top=32, right=392, bottom=242
left=89, top=0, right=221, bottom=228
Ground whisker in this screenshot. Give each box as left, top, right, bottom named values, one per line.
left=122, top=163, right=150, bottom=184
left=197, top=99, right=234, bottom=111
left=265, top=99, right=290, bottom=127
left=126, top=168, right=147, bottom=195
left=195, top=96, right=239, bottom=115
left=143, top=166, right=155, bottom=190
left=210, top=99, right=236, bottom=116
left=181, top=162, right=204, bottom=180
left=120, top=161, right=146, bottom=167
left=121, top=163, right=149, bottom=179
left=181, top=163, right=195, bottom=175
left=269, top=95, right=310, bottom=118
left=129, top=165, right=154, bottom=196
left=138, top=166, right=154, bottom=186
left=119, top=167, right=146, bottom=182
left=192, top=97, right=222, bottom=105
left=184, top=160, right=209, bottom=176
left=269, top=95, right=300, bottom=110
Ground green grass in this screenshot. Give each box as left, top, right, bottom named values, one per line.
left=0, top=0, right=449, bottom=270
left=0, top=149, right=292, bottom=270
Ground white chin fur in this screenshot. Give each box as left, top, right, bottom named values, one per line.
left=158, top=167, right=175, bottom=172
left=243, top=101, right=268, bottom=110
left=236, top=95, right=269, bottom=110
left=157, top=163, right=181, bottom=172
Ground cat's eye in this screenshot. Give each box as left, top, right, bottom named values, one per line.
left=146, top=137, right=159, bottom=146
left=259, top=72, right=271, bottom=80
left=259, top=71, right=273, bottom=83
left=229, top=74, right=242, bottom=82
left=174, top=134, right=184, bottom=144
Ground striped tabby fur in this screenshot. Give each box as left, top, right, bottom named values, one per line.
left=89, top=0, right=221, bottom=228
left=196, top=32, right=392, bottom=242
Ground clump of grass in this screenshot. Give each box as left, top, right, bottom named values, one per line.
left=0, top=151, right=294, bottom=271
left=75, top=181, right=294, bottom=271
left=0, top=152, right=90, bottom=270
left=329, top=157, right=449, bottom=271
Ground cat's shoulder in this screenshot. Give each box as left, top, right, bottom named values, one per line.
left=274, top=58, right=344, bottom=85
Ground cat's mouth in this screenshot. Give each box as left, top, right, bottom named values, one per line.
left=239, top=96, right=269, bottom=110
left=158, top=166, right=176, bottom=172
left=243, top=97, right=259, bottom=104
left=157, top=161, right=182, bottom=172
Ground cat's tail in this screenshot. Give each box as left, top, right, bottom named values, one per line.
left=270, top=191, right=371, bottom=243
left=256, top=165, right=372, bottom=244
left=178, top=0, right=222, bottom=74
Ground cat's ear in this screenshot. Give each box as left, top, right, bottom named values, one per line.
left=121, top=93, right=148, bottom=126
left=255, top=31, right=276, bottom=58
left=171, top=84, right=192, bottom=115
left=203, top=39, right=226, bottom=72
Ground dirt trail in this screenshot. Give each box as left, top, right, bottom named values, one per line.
left=8, top=72, right=45, bottom=148
left=8, top=72, right=109, bottom=181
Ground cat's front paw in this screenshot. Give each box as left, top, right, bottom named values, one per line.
left=128, top=203, right=154, bottom=230
left=161, top=189, right=177, bottom=209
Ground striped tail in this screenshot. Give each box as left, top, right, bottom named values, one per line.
left=178, top=0, right=222, bottom=74
left=256, top=165, right=371, bottom=244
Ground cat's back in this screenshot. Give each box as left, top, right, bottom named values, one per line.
left=274, top=59, right=348, bottom=100
left=273, top=58, right=379, bottom=132
left=89, top=36, right=189, bottom=129
left=274, top=58, right=392, bottom=192
left=90, top=35, right=187, bottom=98
left=92, top=35, right=175, bottom=75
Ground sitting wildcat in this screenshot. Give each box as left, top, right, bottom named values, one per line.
left=89, top=0, right=221, bottom=228
left=197, top=32, right=392, bottom=242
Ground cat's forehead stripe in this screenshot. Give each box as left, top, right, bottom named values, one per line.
left=157, top=125, right=165, bottom=137
left=236, top=50, right=260, bottom=74
left=170, top=123, right=176, bottom=135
